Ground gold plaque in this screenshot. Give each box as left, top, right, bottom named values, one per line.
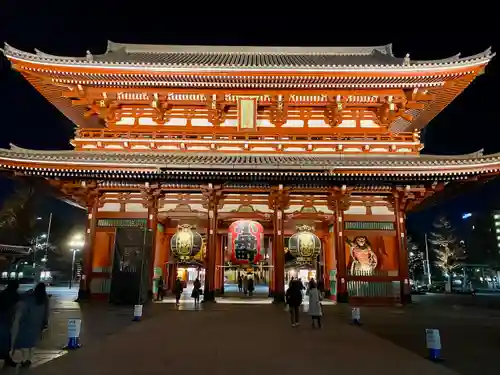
left=237, top=96, right=258, bottom=131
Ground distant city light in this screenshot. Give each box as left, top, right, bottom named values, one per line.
left=462, top=213, right=472, bottom=219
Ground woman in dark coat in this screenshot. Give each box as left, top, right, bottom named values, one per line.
left=247, top=277, right=255, bottom=297
left=13, top=282, right=49, bottom=367
left=173, top=278, right=184, bottom=306
left=286, top=279, right=303, bottom=327
left=0, top=280, right=20, bottom=368
left=191, top=278, right=202, bottom=305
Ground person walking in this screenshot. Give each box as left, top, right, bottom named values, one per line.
left=191, top=278, right=202, bottom=305
left=13, top=283, right=50, bottom=367
left=285, top=279, right=303, bottom=327
left=173, top=277, right=184, bottom=306
left=0, top=280, right=20, bottom=368
left=307, top=280, right=323, bottom=328
left=157, top=276, right=165, bottom=301
left=243, top=275, right=248, bottom=295
left=247, top=277, right=255, bottom=297
left=237, top=275, right=243, bottom=293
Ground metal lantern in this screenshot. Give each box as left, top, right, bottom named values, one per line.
left=288, top=225, right=321, bottom=262
left=170, top=224, right=203, bottom=262
left=227, top=220, right=264, bottom=264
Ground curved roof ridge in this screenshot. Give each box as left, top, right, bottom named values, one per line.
left=34, top=48, right=87, bottom=61
left=3, top=42, right=493, bottom=71
left=7, top=144, right=78, bottom=154
left=106, top=40, right=395, bottom=56
left=2, top=146, right=500, bottom=162
left=411, top=48, right=494, bottom=65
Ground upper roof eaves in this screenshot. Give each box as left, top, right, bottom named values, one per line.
left=1, top=41, right=494, bottom=72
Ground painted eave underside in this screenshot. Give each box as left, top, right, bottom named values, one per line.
left=0, top=145, right=498, bottom=180
left=0, top=43, right=495, bottom=132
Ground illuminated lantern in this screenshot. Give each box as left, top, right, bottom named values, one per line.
left=227, top=220, right=264, bottom=264
left=170, top=224, right=203, bottom=262
left=288, top=225, right=321, bottom=263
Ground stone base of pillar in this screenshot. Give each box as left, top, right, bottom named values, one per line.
left=337, top=291, right=349, bottom=303
left=215, top=288, right=224, bottom=296
left=272, top=292, right=285, bottom=304
left=202, top=290, right=216, bottom=303
left=76, top=289, right=91, bottom=301
left=401, top=293, right=412, bottom=304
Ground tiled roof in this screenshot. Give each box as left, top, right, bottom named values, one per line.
left=0, top=145, right=498, bottom=177
left=2, top=42, right=494, bottom=71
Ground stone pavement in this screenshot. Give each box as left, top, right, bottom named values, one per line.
left=342, top=302, right=500, bottom=375
left=26, top=305, right=457, bottom=375
left=1, top=296, right=155, bottom=370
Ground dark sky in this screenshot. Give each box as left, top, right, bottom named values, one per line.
left=0, top=5, right=498, bottom=232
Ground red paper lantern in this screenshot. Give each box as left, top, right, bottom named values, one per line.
left=227, top=220, right=264, bottom=264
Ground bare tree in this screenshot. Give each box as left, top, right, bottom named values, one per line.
left=0, top=185, right=38, bottom=244
left=428, top=216, right=465, bottom=292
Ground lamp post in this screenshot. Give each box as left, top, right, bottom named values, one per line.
left=36, top=214, right=53, bottom=269
left=68, top=234, right=85, bottom=289
left=424, top=233, right=432, bottom=286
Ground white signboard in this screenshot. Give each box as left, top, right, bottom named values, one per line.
left=134, top=305, right=143, bottom=317
left=425, top=329, right=441, bottom=350
left=67, top=318, right=82, bottom=339
left=351, top=307, right=360, bottom=321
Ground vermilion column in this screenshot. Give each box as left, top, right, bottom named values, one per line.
left=147, top=194, right=158, bottom=293
left=78, top=192, right=98, bottom=300
left=394, top=191, right=410, bottom=304
left=215, top=235, right=223, bottom=293
left=203, top=185, right=219, bottom=302
left=322, top=228, right=331, bottom=295
left=335, top=198, right=348, bottom=303
left=273, top=205, right=285, bottom=303
left=268, top=236, right=274, bottom=297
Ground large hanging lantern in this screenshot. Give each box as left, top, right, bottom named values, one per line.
left=288, top=225, right=321, bottom=263
left=170, top=224, right=203, bottom=262
left=227, top=220, right=264, bottom=264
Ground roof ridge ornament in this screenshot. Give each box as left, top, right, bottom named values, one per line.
left=403, top=53, right=410, bottom=66
left=86, top=50, right=93, bottom=61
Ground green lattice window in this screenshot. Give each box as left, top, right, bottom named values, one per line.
left=97, top=219, right=147, bottom=228
left=344, top=221, right=395, bottom=231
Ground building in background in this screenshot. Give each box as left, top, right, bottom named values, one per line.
left=0, top=42, right=496, bottom=304
left=0, top=244, right=31, bottom=283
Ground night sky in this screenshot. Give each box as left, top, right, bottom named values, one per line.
left=0, top=6, right=498, bottom=233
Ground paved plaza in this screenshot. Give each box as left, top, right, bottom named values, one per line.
left=2, top=290, right=500, bottom=374
left=22, top=304, right=457, bottom=375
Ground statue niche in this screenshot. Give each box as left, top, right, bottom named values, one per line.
left=346, top=236, right=378, bottom=275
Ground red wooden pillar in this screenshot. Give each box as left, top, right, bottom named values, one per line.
left=272, top=185, right=286, bottom=303
left=322, top=222, right=335, bottom=297
left=334, top=197, right=348, bottom=303
left=268, top=236, right=274, bottom=296
left=215, top=235, right=223, bottom=293
left=78, top=192, right=98, bottom=300
left=147, top=193, right=158, bottom=292
left=394, top=190, right=410, bottom=304
left=203, top=184, right=219, bottom=302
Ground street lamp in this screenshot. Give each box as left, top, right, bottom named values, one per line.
left=68, top=234, right=85, bottom=289
left=36, top=214, right=52, bottom=269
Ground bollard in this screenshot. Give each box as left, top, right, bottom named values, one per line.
left=133, top=304, right=143, bottom=322
left=351, top=307, right=361, bottom=325
left=64, top=318, right=81, bottom=350
left=425, top=328, right=442, bottom=361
